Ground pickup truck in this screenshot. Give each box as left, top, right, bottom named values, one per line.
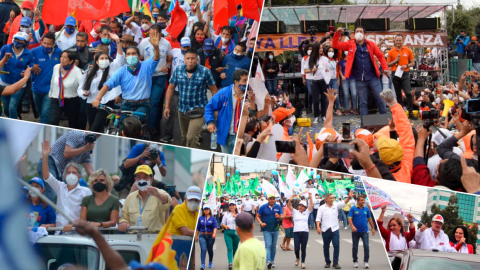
left=35, top=227, right=192, bottom=270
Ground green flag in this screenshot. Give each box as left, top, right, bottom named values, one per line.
left=205, top=178, right=213, bottom=194
left=216, top=177, right=222, bottom=197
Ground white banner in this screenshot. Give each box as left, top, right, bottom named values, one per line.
left=261, top=181, right=280, bottom=198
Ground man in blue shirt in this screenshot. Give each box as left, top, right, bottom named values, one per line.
left=164, top=49, right=218, bottom=148
left=256, top=194, right=283, bottom=269
left=220, top=43, right=250, bottom=88
left=31, top=32, right=61, bottom=124
left=454, top=29, right=470, bottom=59
left=206, top=69, right=247, bottom=153
left=92, top=31, right=161, bottom=123
left=348, top=194, right=375, bottom=269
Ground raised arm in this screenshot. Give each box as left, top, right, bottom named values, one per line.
left=308, top=193, right=314, bottom=212
left=287, top=195, right=294, bottom=212
left=323, top=88, right=336, bottom=128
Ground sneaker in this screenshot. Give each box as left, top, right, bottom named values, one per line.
left=332, top=263, right=341, bottom=269
left=209, top=262, right=213, bottom=268
left=272, top=263, right=276, bottom=268
left=228, top=263, right=232, bottom=270
left=159, top=135, right=174, bottom=143
left=354, top=262, right=358, bottom=268
left=267, top=262, right=273, bottom=269
left=322, top=116, right=326, bottom=122
left=200, top=264, right=205, bottom=270
left=364, top=262, right=369, bottom=269
left=343, top=110, right=350, bottom=115
left=325, top=263, right=331, bottom=268
left=313, top=117, right=319, bottom=124
left=295, top=258, right=300, bottom=266
left=301, top=263, right=306, bottom=269
left=344, top=227, right=347, bottom=230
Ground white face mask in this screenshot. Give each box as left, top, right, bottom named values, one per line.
left=137, top=180, right=150, bottom=191
left=22, top=10, right=32, bottom=17
left=381, top=47, right=386, bottom=52
left=98, top=59, right=110, bottom=69
left=65, top=173, right=79, bottom=186
left=355, top=32, right=364, bottom=42
left=286, top=115, right=296, bottom=127
left=29, top=187, right=40, bottom=198
left=344, top=51, right=348, bottom=56
left=328, top=52, right=334, bottom=58
left=307, top=50, right=312, bottom=55
left=221, top=37, right=230, bottom=44
left=385, top=53, right=389, bottom=58
left=187, top=200, right=200, bottom=211
left=20, top=27, right=30, bottom=34
left=141, top=23, right=150, bottom=31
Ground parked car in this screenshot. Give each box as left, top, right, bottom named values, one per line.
left=389, top=249, right=480, bottom=270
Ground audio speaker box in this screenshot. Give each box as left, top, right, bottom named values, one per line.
left=259, top=21, right=287, bottom=34
left=299, top=20, right=335, bottom=33
left=405, top=17, right=441, bottom=30
left=361, top=114, right=392, bottom=133
left=355, top=18, right=390, bottom=31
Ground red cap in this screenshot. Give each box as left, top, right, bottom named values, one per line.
left=472, top=36, right=478, bottom=41
left=21, top=1, right=34, bottom=10
left=272, top=107, right=295, bottom=123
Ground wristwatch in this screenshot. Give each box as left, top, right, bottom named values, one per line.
left=167, top=65, right=171, bottom=69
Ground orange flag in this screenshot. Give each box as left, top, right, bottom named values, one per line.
left=307, top=132, right=315, bottom=163
left=146, top=212, right=179, bottom=270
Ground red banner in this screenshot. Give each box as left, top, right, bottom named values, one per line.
left=256, top=31, right=448, bottom=54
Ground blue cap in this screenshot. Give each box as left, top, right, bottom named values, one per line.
left=180, top=37, right=191, bottom=47
left=65, top=16, right=77, bottom=27
left=28, top=177, right=45, bottom=189
left=20, top=17, right=32, bottom=27
left=203, top=38, right=214, bottom=50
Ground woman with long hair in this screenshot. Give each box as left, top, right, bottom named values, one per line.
left=221, top=200, right=240, bottom=270
left=264, top=51, right=279, bottom=96
left=190, top=26, right=207, bottom=51
left=78, top=38, right=124, bottom=132
left=288, top=193, right=314, bottom=269
left=80, top=169, right=119, bottom=229
left=304, top=42, right=329, bottom=124
left=377, top=205, right=415, bottom=251
left=195, top=205, right=218, bottom=270
left=449, top=225, right=474, bottom=254
left=325, top=46, right=342, bottom=116
left=26, top=177, right=56, bottom=228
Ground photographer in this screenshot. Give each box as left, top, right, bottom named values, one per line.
left=37, top=131, right=98, bottom=202
left=117, top=143, right=167, bottom=199
left=454, top=30, right=470, bottom=59
left=466, top=36, right=480, bottom=73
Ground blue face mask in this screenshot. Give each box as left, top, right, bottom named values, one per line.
left=238, top=84, right=247, bottom=92
left=157, top=22, right=166, bottom=29
left=62, top=64, right=73, bottom=71
left=123, top=15, right=131, bottom=22
left=13, top=40, right=24, bottom=49
left=76, top=45, right=85, bottom=52
left=232, top=53, right=243, bottom=60
left=152, top=13, right=159, bottom=20
left=249, top=47, right=254, bottom=53
left=180, top=1, right=185, bottom=4
left=101, top=38, right=111, bottom=44
left=65, top=27, right=75, bottom=35
left=181, top=49, right=186, bottom=55
left=205, top=51, right=213, bottom=57
left=42, top=46, right=53, bottom=54
left=126, top=55, right=138, bottom=66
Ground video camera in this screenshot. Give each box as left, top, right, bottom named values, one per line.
left=462, top=99, right=480, bottom=128
left=307, top=26, right=318, bottom=41
left=419, top=110, right=440, bottom=130
left=149, top=144, right=160, bottom=160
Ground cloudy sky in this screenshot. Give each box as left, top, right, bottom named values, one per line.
left=356, top=0, right=477, bottom=8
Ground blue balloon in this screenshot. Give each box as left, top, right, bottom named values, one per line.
left=316, top=175, right=320, bottom=179
left=235, top=170, right=239, bottom=173
left=310, top=171, right=314, bottom=175
left=272, top=170, right=278, bottom=175
left=227, top=173, right=230, bottom=177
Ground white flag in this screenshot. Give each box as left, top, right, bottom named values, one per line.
left=294, top=170, right=310, bottom=192
left=261, top=181, right=280, bottom=198
left=255, top=60, right=265, bottom=82
left=279, top=177, right=292, bottom=198
left=208, top=185, right=216, bottom=210
left=286, top=166, right=296, bottom=191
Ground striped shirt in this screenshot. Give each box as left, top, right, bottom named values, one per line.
left=50, top=131, right=91, bottom=174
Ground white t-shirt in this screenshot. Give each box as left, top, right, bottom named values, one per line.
left=303, top=56, right=329, bottom=81
left=55, top=30, right=78, bottom=51
left=327, top=58, right=337, bottom=78
left=313, top=198, right=322, bottom=209
left=138, top=37, right=172, bottom=76
left=124, top=24, right=144, bottom=44
left=242, top=199, right=254, bottom=211
left=171, top=48, right=185, bottom=92
left=292, top=208, right=311, bottom=232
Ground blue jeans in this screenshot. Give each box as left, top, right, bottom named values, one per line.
left=263, top=230, right=279, bottom=263
left=308, top=212, right=314, bottom=228
left=121, top=100, right=151, bottom=123
left=322, top=229, right=340, bottom=264
left=32, top=92, right=51, bottom=124
left=341, top=79, right=357, bottom=111
left=338, top=209, right=347, bottom=228
left=352, top=232, right=369, bottom=263
left=294, top=231, right=309, bottom=263
left=148, top=75, right=168, bottom=128
left=473, top=63, right=480, bottom=73
left=328, top=78, right=340, bottom=109
left=36, top=155, right=60, bottom=202
left=220, top=134, right=237, bottom=154
left=1, top=87, right=24, bottom=119
left=355, top=78, right=386, bottom=116
left=266, top=77, right=278, bottom=96
left=199, top=233, right=215, bottom=265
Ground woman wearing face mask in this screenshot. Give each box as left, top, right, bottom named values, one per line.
left=221, top=201, right=240, bottom=270
left=78, top=45, right=124, bottom=132
left=195, top=205, right=218, bottom=270
left=190, top=27, right=207, bottom=51
left=80, top=169, right=119, bottom=230
left=157, top=0, right=169, bottom=18
left=339, top=50, right=358, bottom=115
left=449, top=225, right=474, bottom=254
left=301, top=44, right=313, bottom=113
left=0, top=31, right=34, bottom=120
left=377, top=204, right=415, bottom=251
left=48, top=51, right=82, bottom=128
left=3, top=6, right=21, bottom=45
left=26, top=177, right=56, bottom=228
left=326, top=47, right=342, bottom=116
left=288, top=193, right=314, bottom=269
left=304, top=42, right=329, bottom=124
left=264, top=51, right=279, bottom=95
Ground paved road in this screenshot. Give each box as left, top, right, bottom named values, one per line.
left=192, top=223, right=390, bottom=270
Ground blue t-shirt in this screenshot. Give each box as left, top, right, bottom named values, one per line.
left=126, top=144, right=166, bottom=168
left=196, top=215, right=218, bottom=233
left=339, top=59, right=347, bottom=79
left=221, top=55, right=251, bottom=88
left=30, top=202, right=56, bottom=226
left=258, top=203, right=283, bottom=232
left=348, top=204, right=371, bottom=233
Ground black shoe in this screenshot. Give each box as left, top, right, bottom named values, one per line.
left=228, top=263, right=232, bottom=270
left=325, top=263, right=331, bottom=268
left=267, top=262, right=273, bottom=269
left=332, top=263, right=341, bottom=269
left=159, top=135, right=174, bottom=143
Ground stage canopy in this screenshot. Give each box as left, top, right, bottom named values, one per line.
left=261, top=4, right=450, bottom=25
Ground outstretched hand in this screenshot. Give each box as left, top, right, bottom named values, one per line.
left=324, top=88, right=337, bottom=103
left=41, top=140, right=51, bottom=157
left=150, top=31, right=160, bottom=47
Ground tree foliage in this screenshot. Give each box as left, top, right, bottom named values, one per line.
left=446, top=3, right=480, bottom=44
left=419, top=194, right=478, bottom=254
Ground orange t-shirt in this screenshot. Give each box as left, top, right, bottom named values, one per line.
left=387, top=46, right=414, bottom=72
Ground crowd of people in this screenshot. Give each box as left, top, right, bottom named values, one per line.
left=237, top=27, right=480, bottom=196
left=23, top=130, right=202, bottom=240
left=197, top=189, right=376, bottom=269
left=0, top=0, right=255, bottom=153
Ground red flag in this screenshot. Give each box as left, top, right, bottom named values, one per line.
left=240, top=0, right=262, bottom=22
left=227, top=0, right=237, bottom=19
left=165, top=0, right=187, bottom=39
left=42, top=0, right=130, bottom=25
left=213, top=0, right=228, bottom=29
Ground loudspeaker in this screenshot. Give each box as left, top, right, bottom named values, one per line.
left=259, top=21, right=287, bottom=34
left=475, top=23, right=480, bottom=35
left=404, top=18, right=441, bottom=30
left=355, top=18, right=390, bottom=31
left=299, top=20, right=335, bottom=33
left=361, top=114, right=392, bottom=133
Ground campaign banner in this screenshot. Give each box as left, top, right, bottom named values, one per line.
left=256, top=31, right=448, bottom=54
left=354, top=176, right=365, bottom=193
left=261, top=181, right=280, bottom=197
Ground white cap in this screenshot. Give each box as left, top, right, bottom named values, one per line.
left=13, top=31, right=28, bottom=41
left=299, top=200, right=307, bottom=207
left=186, top=186, right=202, bottom=200
left=432, top=214, right=444, bottom=224
left=229, top=200, right=236, bottom=205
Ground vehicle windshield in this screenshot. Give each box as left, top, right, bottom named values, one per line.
left=35, top=243, right=99, bottom=270
left=409, top=256, right=480, bottom=270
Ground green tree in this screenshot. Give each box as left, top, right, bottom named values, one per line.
left=419, top=194, right=478, bottom=254
left=446, top=3, right=480, bottom=46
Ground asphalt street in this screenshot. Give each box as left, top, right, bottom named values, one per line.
left=193, top=223, right=391, bottom=270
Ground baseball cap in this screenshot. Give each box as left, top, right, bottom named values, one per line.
left=472, top=36, right=478, bottom=41
left=272, top=107, right=295, bottom=123
left=65, top=16, right=77, bottom=27
left=203, top=204, right=211, bottom=209
left=432, top=214, right=444, bottom=223
left=268, top=194, right=276, bottom=199
left=376, top=136, right=404, bottom=165
left=235, top=212, right=254, bottom=230
left=299, top=200, right=307, bottom=207
left=355, top=128, right=374, bottom=148
left=203, top=38, right=214, bottom=51
left=28, top=177, right=45, bottom=189
left=229, top=200, right=236, bottom=205
left=21, top=1, right=34, bottom=9
left=134, top=165, right=153, bottom=175
left=186, top=186, right=202, bottom=201
left=20, top=17, right=32, bottom=27
left=180, top=37, right=191, bottom=47
left=13, top=32, right=28, bottom=41
left=315, top=127, right=340, bottom=150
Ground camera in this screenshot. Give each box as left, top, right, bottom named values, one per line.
left=307, top=26, right=318, bottom=41
left=149, top=148, right=159, bottom=160
left=85, top=134, right=96, bottom=144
